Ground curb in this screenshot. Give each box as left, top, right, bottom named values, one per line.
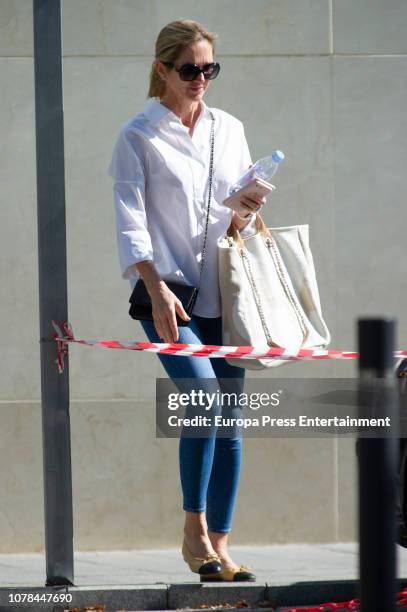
left=0, top=579, right=406, bottom=611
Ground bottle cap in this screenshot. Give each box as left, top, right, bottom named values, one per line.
left=272, top=150, right=285, bottom=163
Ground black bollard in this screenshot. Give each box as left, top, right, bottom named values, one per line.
left=358, top=318, right=398, bottom=612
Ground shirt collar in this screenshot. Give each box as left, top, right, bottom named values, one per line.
left=143, top=97, right=212, bottom=126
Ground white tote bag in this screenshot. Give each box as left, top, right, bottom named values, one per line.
left=217, top=215, right=331, bottom=369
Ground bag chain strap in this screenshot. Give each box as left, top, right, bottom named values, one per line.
left=237, top=234, right=309, bottom=347
left=239, top=248, right=275, bottom=347
left=197, top=111, right=215, bottom=290
left=264, top=236, right=308, bottom=339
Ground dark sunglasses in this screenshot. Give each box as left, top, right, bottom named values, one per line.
left=162, top=61, right=220, bottom=82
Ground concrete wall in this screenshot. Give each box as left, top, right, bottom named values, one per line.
left=1, top=0, right=406, bottom=553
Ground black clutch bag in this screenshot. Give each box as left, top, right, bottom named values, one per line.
left=129, top=278, right=199, bottom=326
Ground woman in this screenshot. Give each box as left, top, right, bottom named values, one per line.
left=108, top=19, right=270, bottom=582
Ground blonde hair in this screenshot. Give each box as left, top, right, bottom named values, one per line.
left=148, top=20, right=218, bottom=99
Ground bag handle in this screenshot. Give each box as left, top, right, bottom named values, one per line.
left=227, top=213, right=272, bottom=249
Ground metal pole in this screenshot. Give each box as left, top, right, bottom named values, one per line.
left=358, top=318, right=398, bottom=612
left=33, top=0, right=74, bottom=586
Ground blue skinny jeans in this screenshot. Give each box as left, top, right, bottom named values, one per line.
left=140, top=314, right=245, bottom=533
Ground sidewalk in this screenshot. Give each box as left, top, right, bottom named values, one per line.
left=0, top=543, right=361, bottom=587
left=4, top=542, right=407, bottom=586
left=1, top=544, right=407, bottom=610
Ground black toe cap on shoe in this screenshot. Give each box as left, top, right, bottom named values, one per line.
left=233, top=570, right=256, bottom=582
left=199, top=560, right=222, bottom=575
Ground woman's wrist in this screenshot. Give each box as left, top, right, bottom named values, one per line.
left=232, top=210, right=255, bottom=230
left=235, top=211, right=253, bottom=220
left=135, top=260, right=165, bottom=296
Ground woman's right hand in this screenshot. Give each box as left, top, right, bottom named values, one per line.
left=149, top=281, right=191, bottom=343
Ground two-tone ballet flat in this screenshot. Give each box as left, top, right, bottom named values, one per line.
left=182, top=538, right=222, bottom=581
left=215, top=564, right=256, bottom=582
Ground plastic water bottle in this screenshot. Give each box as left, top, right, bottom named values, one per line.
left=228, top=150, right=285, bottom=195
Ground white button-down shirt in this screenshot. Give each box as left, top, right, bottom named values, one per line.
left=107, top=97, right=254, bottom=317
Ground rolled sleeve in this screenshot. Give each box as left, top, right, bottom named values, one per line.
left=113, top=181, right=154, bottom=279
left=108, top=126, right=154, bottom=279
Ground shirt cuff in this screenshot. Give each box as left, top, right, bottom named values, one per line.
left=122, top=253, right=154, bottom=279
left=239, top=213, right=257, bottom=237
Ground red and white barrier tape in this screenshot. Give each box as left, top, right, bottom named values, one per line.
left=50, top=321, right=407, bottom=375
